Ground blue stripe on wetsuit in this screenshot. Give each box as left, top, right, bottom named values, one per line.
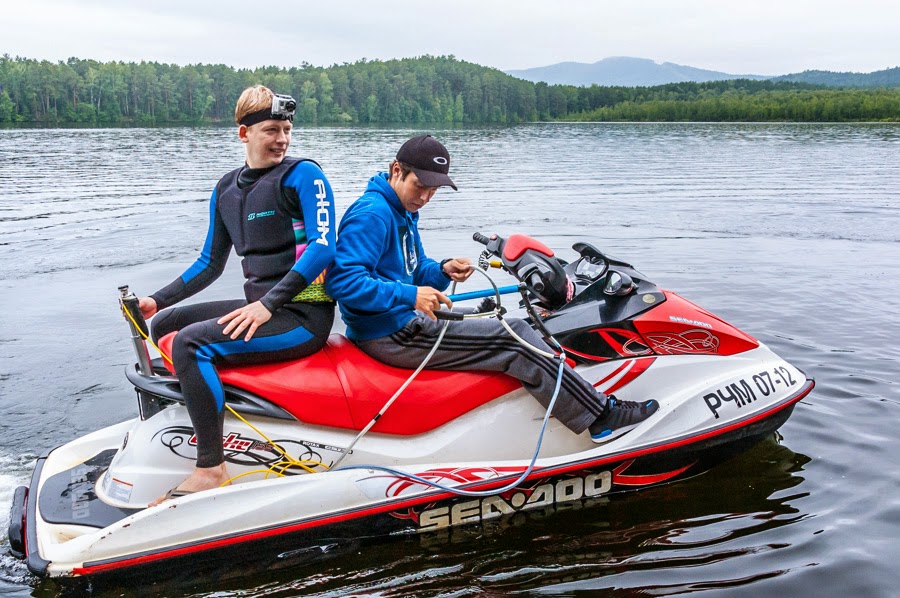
left=195, top=325, right=316, bottom=411
left=282, top=161, right=336, bottom=284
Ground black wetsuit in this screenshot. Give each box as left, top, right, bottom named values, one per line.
left=150, top=158, right=335, bottom=467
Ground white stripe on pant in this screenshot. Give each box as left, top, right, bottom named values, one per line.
left=355, top=314, right=607, bottom=434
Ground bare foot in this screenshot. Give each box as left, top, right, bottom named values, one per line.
left=149, top=463, right=231, bottom=507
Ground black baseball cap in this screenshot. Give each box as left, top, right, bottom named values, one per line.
left=396, top=135, right=457, bottom=190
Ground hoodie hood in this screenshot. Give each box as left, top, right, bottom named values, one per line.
left=366, top=172, right=402, bottom=213
left=365, top=172, right=419, bottom=223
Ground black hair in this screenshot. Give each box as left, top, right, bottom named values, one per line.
left=388, top=160, right=414, bottom=181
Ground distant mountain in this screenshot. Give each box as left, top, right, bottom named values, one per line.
left=505, top=57, right=768, bottom=87
left=506, top=57, right=900, bottom=88
left=772, top=67, right=900, bottom=87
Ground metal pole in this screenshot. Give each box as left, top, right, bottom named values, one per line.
left=118, top=285, right=161, bottom=419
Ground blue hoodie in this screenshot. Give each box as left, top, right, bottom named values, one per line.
left=326, top=172, right=450, bottom=341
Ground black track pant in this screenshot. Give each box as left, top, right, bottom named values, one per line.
left=152, top=300, right=334, bottom=467
left=355, top=314, right=607, bottom=434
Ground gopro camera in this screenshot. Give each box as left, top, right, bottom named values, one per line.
left=270, top=94, right=297, bottom=121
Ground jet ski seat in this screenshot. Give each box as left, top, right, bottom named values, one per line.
left=157, top=332, right=521, bottom=435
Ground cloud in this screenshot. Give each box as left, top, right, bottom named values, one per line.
left=5, top=0, right=898, bottom=75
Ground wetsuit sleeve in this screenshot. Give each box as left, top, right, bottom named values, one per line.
left=150, top=188, right=232, bottom=310
left=259, top=161, right=336, bottom=312
left=326, top=210, right=418, bottom=311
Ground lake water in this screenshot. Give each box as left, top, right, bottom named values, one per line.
left=0, top=123, right=898, bottom=596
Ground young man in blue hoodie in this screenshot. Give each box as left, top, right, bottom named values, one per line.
left=326, top=135, right=657, bottom=443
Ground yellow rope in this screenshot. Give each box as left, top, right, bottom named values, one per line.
left=121, top=302, right=329, bottom=484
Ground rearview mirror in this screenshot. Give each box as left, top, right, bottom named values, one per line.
left=603, top=271, right=635, bottom=296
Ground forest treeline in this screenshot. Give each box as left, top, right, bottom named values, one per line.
left=1, top=54, right=899, bottom=125
left=565, top=86, right=900, bottom=122
left=774, top=66, right=900, bottom=87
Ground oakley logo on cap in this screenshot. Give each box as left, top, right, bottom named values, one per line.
left=433, top=156, right=448, bottom=165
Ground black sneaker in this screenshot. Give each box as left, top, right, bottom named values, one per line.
left=589, top=396, right=659, bottom=443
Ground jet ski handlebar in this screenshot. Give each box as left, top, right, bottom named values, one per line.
left=472, top=232, right=492, bottom=246
left=472, top=232, right=570, bottom=309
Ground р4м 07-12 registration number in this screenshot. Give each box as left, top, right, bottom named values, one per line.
left=704, top=366, right=798, bottom=418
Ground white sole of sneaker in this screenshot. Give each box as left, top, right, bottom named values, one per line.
left=590, top=423, right=638, bottom=444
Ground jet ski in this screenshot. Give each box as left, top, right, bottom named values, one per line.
left=7, top=232, right=814, bottom=581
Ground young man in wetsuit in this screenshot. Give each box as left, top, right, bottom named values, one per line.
left=138, top=85, right=336, bottom=505
left=325, top=134, right=658, bottom=444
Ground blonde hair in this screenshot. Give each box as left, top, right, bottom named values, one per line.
left=234, top=85, right=274, bottom=125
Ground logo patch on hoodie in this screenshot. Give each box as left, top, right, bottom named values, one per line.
left=399, top=225, right=418, bottom=275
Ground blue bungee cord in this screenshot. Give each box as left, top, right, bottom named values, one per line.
left=333, top=359, right=564, bottom=498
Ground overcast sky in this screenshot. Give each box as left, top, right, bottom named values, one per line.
left=4, top=0, right=898, bottom=75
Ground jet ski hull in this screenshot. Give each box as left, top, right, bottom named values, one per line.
left=11, top=376, right=811, bottom=580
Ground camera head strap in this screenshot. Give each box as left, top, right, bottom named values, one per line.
left=239, top=94, right=297, bottom=126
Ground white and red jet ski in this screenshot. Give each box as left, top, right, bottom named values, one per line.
left=7, top=232, right=814, bottom=581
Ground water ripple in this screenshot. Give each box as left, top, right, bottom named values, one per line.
left=1, top=124, right=898, bottom=597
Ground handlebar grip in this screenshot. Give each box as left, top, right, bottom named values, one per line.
left=120, top=295, right=150, bottom=337
left=472, top=232, right=491, bottom=246
left=434, top=310, right=464, bottom=321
